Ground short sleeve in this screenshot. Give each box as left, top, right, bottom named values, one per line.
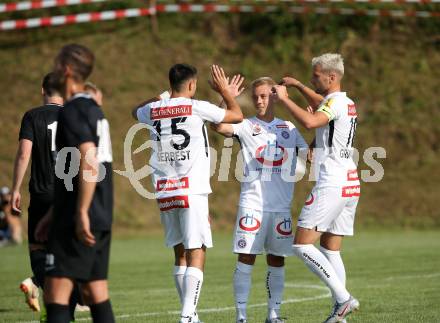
left=317, top=98, right=341, bottom=122
left=19, top=111, right=34, bottom=141
left=194, top=101, right=226, bottom=124
left=231, top=122, right=244, bottom=138
left=295, top=129, right=308, bottom=149
left=61, top=107, right=96, bottom=147
left=137, top=105, right=152, bottom=124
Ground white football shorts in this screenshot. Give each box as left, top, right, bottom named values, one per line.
left=232, top=206, right=294, bottom=257
left=298, top=184, right=360, bottom=236
left=158, top=194, right=212, bottom=249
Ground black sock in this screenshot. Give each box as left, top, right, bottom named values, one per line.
left=90, top=299, right=115, bottom=323
left=46, top=303, right=71, bottom=323
left=30, top=249, right=46, bottom=288
left=68, top=284, right=83, bottom=321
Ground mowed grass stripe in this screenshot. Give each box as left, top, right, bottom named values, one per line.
left=1, top=231, right=440, bottom=322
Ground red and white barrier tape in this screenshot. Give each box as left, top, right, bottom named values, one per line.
left=0, top=0, right=108, bottom=13
left=1, top=0, right=440, bottom=14
left=1, top=5, right=438, bottom=30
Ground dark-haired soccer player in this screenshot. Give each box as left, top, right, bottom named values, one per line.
left=133, top=63, right=243, bottom=323
left=11, top=72, right=63, bottom=315
left=44, top=44, right=115, bottom=323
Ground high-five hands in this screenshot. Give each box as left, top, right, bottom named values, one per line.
left=227, top=74, right=245, bottom=98
left=209, top=65, right=230, bottom=94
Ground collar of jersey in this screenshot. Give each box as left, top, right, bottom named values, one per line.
left=67, top=92, right=93, bottom=103
left=323, top=91, right=346, bottom=100
left=253, top=116, right=278, bottom=127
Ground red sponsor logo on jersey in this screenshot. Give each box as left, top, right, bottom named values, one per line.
left=347, top=170, right=359, bottom=181
left=157, top=195, right=189, bottom=211
left=255, top=143, right=287, bottom=166
left=276, top=218, right=293, bottom=236
left=150, top=105, right=192, bottom=120
left=348, top=104, right=357, bottom=116
left=342, top=185, right=361, bottom=198
left=239, top=214, right=261, bottom=232
left=276, top=124, right=289, bottom=128
left=305, top=193, right=314, bottom=206
left=156, top=177, right=189, bottom=191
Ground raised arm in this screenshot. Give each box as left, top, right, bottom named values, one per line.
left=11, top=139, right=32, bottom=214
left=281, top=76, right=324, bottom=111
left=218, top=74, right=245, bottom=108
left=273, top=85, right=329, bottom=130
left=210, top=65, right=243, bottom=124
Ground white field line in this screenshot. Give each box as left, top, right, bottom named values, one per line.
left=384, top=272, right=440, bottom=281
left=18, top=272, right=440, bottom=323
left=19, top=283, right=330, bottom=323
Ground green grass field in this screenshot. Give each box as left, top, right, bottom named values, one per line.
left=1, top=231, right=439, bottom=323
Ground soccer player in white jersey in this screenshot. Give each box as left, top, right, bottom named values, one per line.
left=273, top=53, right=360, bottom=323
left=133, top=64, right=243, bottom=323
left=212, top=77, right=308, bottom=323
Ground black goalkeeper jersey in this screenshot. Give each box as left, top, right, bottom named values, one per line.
left=53, top=93, right=113, bottom=231
left=19, top=104, right=62, bottom=199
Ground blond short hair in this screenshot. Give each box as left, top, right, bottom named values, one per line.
left=251, top=77, right=276, bottom=90
left=312, top=53, right=344, bottom=77
left=84, top=81, right=99, bottom=94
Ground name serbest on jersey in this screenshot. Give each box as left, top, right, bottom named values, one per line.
left=137, top=97, right=225, bottom=200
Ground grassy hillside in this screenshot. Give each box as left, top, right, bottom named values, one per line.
left=0, top=4, right=439, bottom=233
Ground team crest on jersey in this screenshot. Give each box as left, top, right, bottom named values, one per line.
left=255, top=141, right=287, bottom=166
left=252, top=123, right=262, bottom=136
left=281, top=130, right=290, bottom=139
left=237, top=237, right=247, bottom=249
left=276, top=218, right=293, bottom=236
left=239, top=213, right=261, bottom=232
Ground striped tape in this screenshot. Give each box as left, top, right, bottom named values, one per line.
left=1, top=5, right=439, bottom=30
left=0, top=0, right=108, bottom=13
left=0, top=0, right=439, bottom=14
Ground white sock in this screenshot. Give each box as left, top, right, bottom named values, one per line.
left=320, top=247, right=346, bottom=302
left=175, top=266, right=200, bottom=322
left=293, top=244, right=350, bottom=303
left=266, top=265, right=285, bottom=320
left=233, top=262, right=253, bottom=321
left=174, top=266, right=187, bottom=304
left=181, top=267, right=204, bottom=322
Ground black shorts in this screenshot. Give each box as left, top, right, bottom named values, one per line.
left=28, top=195, right=52, bottom=245
left=46, top=229, right=111, bottom=283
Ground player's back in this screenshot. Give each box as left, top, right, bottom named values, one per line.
left=19, top=104, right=62, bottom=198
left=54, top=94, right=113, bottom=231
left=315, top=91, right=358, bottom=185
left=137, top=97, right=225, bottom=198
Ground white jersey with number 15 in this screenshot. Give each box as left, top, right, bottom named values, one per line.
left=137, top=97, right=225, bottom=198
